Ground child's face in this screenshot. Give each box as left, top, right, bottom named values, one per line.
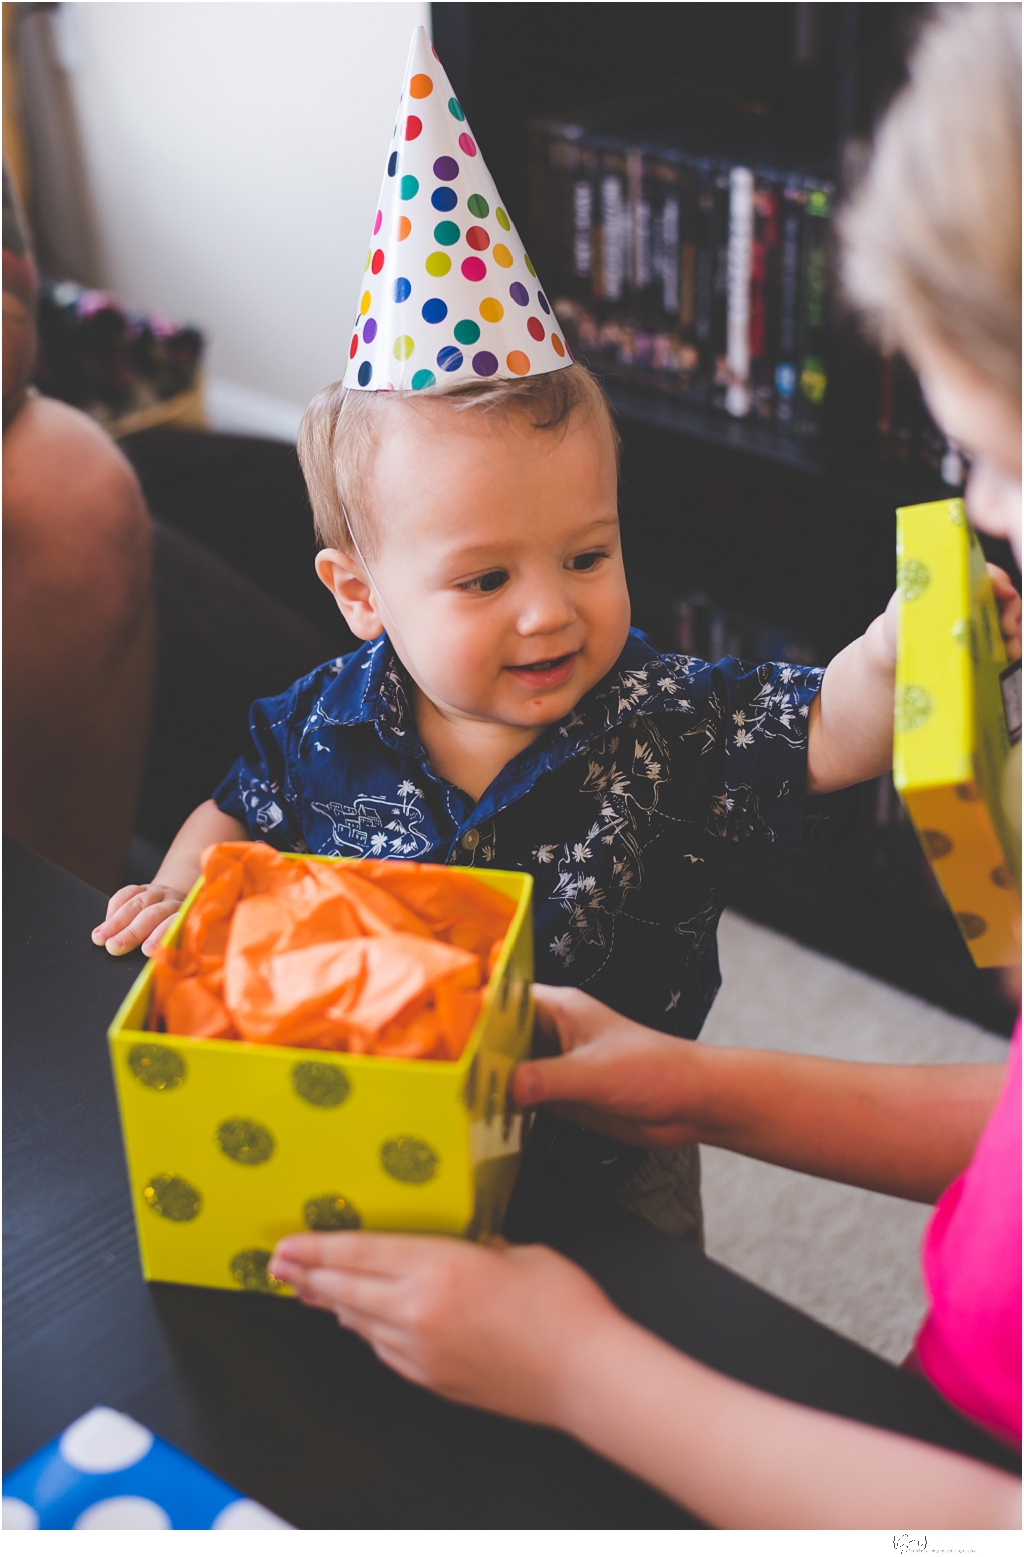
left=914, top=336, right=1022, bottom=567
left=333, top=402, right=630, bottom=732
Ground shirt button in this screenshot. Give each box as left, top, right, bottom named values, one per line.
left=461, top=828, right=480, bottom=851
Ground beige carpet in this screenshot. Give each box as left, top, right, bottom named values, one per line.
left=699, top=911, right=1009, bottom=1363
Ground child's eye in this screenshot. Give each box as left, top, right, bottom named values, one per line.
left=458, top=569, right=508, bottom=594
left=566, top=551, right=606, bottom=572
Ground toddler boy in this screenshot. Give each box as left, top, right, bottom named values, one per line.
left=95, top=362, right=900, bottom=1241
left=92, top=24, right=901, bottom=1243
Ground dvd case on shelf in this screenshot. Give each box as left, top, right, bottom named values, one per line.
left=725, top=165, right=754, bottom=419
left=528, top=116, right=960, bottom=480
left=750, top=170, right=782, bottom=423
left=795, top=179, right=831, bottom=438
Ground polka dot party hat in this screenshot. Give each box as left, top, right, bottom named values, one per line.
left=344, top=26, right=570, bottom=392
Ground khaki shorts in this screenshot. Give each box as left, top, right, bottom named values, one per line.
left=616, top=1143, right=703, bottom=1249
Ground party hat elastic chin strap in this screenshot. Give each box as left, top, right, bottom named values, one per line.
left=341, top=500, right=400, bottom=638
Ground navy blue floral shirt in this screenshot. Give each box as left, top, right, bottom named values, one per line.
left=213, top=629, right=824, bottom=1045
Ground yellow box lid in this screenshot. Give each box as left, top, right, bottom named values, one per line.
left=895, top=498, right=1008, bottom=796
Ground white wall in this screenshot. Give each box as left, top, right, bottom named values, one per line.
left=65, top=1, right=428, bottom=422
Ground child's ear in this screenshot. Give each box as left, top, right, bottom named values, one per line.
left=315, top=549, right=384, bottom=641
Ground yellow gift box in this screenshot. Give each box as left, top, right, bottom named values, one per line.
left=108, top=860, right=534, bottom=1294
left=894, top=497, right=1021, bottom=967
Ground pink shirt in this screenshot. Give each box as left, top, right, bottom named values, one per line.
left=915, top=1018, right=1021, bottom=1446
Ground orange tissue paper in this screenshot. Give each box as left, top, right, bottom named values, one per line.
left=149, top=843, right=516, bottom=1061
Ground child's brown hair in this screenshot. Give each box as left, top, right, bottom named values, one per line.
left=840, top=3, right=1021, bottom=403
left=297, top=363, right=620, bottom=558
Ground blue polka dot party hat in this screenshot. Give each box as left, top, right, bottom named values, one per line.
left=344, top=25, right=570, bottom=392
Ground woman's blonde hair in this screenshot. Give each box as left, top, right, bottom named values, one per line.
left=840, top=3, right=1021, bottom=403
left=297, top=362, right=620, bottom=558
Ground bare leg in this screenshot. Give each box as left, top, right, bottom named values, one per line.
left=3, top=394, right=155, bottom=892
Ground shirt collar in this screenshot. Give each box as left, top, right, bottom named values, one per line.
left=310, top=635, right=412, bottom=736
left=314, top=628, right=662, bottom=808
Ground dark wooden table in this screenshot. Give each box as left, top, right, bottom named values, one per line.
left=4, top=838, right=1016, bottom=1528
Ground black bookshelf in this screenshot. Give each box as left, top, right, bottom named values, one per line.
left=430, top=2, right=1018, bottom=1036
left=603, top=383, right=825, bottom=477
left=432, top=3, right=952, bottom=549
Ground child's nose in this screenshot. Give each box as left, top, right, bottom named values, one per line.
left=514, top=577, right=577, bottom=637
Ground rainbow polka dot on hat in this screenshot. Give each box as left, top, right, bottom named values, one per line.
left=343, top=26, right=570, bottom=392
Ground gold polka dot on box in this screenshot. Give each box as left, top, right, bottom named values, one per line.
left=342, top=25, right=568, bottom=393
left=107, top=860, right=534, bottom=1294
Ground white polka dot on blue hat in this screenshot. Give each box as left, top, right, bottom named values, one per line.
left=2, top=1406, right=291, bottom=1530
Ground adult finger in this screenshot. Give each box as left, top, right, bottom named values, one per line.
left=303, top=1265, right=407, bottom=1323
left=297, top=1277, right=435, bottom=1366
left=369, top=1340, right=427, bottom=1388
left=530, top=994, right=564, bottom=1057
left=987, top=564, right=1023, bottom=630
left=272, top=1229, right=442, bottom=1278
left=514, top=1053, right=576, bottom=1107
left=513, top=1051, right=620, bottom=1109
left=986, top=562, right=1018, bottom=603
left=532, top=984, right=624, bottom=1052
left=267, top=1254, right=312, bottom=1291
left=513, top=1039, right=632, bottom=1109
left=278, top=1264, right=383, bottom=1328
left=328, top=1299, right=412, bottom=1356
left=284, top=1274, right=338, bottom=1313
left=530, top=987, right=588, bottom=1056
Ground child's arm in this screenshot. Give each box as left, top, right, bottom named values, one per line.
left=808, top=565, right=1022, bottom=794
left=805, top=593, right=898, bottom=794
left=519, top=987, right=1005, bottom=1204
left=92, top=799, right=247, bottom=957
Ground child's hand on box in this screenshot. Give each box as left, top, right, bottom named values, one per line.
left=809, top=565, right=1021, bottom=798
left=270, top=1230, right=619, bottom=1424
left=92, top=881, right=187, bottom=957
left=91, top=798, right=248, bottom=955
